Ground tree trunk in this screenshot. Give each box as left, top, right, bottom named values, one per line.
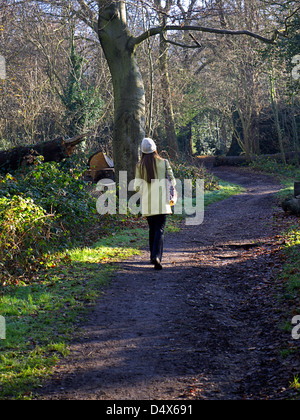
left=0, top=133, right=88, bottom=172
left=269, top=68, right=286, bottom=164
left=158, top=14, right=179, bottom=159
left=98, top=4, right=145, bottom=182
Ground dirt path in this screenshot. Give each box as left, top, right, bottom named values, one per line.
left=38, top=167, right=294, bottom=400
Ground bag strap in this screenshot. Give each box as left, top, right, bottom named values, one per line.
left=164, top=159, right=170, bottom=180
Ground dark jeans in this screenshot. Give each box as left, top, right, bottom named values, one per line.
left=146, top=214, right=167, bottom=263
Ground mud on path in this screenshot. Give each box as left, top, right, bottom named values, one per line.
left=38, top=167, right=296, bottom=400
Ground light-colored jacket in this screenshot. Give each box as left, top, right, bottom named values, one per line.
left=134, top=158, right=176, bottom=217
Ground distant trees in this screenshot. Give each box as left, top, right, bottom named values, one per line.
left=0, top=1, right=110, bottom=149
left=0, top=0, right=298, bottom=176
left=173, top=0, right=300, bottom=160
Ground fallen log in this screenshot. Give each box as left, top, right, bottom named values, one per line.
left=0, top=132, right=90, bottom=172
left=282, top=197, right=300, bottom=216
left=213, top=151, right=300, bottom=167
left=295, top=182, right=300, bottom=198
left=282, top=182, right=300, bottom=216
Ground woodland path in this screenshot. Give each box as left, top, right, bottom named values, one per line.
left=38, top=167, right=295, bottom=400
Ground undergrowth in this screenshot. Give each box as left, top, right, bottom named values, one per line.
left=0, top=155, right=97, bottom=286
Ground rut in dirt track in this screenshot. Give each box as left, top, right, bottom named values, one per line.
left=38, top=167, right=293, bottom=400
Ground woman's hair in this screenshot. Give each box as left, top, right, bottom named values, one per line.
left=139, top=151, right=162, bottom=184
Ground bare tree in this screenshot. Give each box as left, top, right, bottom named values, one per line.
left=154, top=0, right=179, bottom=158
left=13, top=0, right=280, bottom=180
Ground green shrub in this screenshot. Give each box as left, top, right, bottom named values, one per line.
left=0, top=196, right=53, bottom=284
left=22, top=160, right=96, bottom=230
left=0, top=156, right=98, bottom=285
left=0, top=158, right=97, bottom=233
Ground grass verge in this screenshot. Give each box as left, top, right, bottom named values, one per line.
left=204, top=180, right=245, bottom=207
left=0, top=226, right=147, bottom=400
left=250, top=158, right=300, bottom=397
left=250, top=158, right=300, bottom=305
left=279, top=226, right=300, bottom=399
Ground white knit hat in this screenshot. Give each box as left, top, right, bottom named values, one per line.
left=141, top=138, right=157, bottom=154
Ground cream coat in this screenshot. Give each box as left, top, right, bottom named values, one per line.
left=134, top=158, right=176, bottom=217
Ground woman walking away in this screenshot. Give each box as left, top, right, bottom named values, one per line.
left=134, top=138, right=176, bottom=270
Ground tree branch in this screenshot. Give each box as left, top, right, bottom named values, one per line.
left=75, top=0, right=98, bottom=32
left=131, top=24, right=280, bottom=49
left=284, top=6, right=300, bottom=33
left=161, top=32, right=204, bottom=49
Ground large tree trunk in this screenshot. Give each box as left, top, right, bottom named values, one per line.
left=98, top=4, right=145, bottom=182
